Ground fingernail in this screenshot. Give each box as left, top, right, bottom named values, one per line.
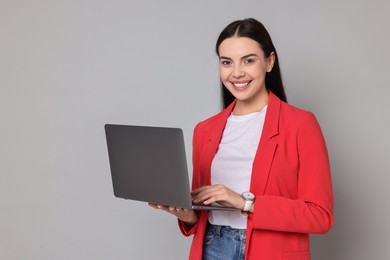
left=204, top=200, right=209, bottom=205
left=157, top=205, right=161, bottom=209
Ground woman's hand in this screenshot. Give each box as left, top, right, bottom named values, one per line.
left=191, top=184, right=245, bottom=210
left=148, top=203, right=198, bottom=225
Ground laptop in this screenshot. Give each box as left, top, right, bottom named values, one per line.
left=105, top=124, right=238, bottom=211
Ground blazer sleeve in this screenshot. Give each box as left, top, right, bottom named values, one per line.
left=250, top=113, right=334, bottom=234
left=178, top=123, right=202, bottom=236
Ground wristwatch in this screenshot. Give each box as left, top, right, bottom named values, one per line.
left=241, top=191, right=255, bottom=212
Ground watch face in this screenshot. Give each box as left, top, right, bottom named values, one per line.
left=243, top=192, right=255, bottom=201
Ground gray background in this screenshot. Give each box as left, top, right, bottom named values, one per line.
left=1, top=0, right=389, bottom=259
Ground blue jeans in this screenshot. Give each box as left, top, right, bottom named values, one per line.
left=202, top=223, right=246, bottom=260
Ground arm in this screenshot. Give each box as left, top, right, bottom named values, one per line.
left=250, top=113, right=334, bottom=234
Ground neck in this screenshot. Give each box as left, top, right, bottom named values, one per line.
left=232, top=92, right=269, bottom=116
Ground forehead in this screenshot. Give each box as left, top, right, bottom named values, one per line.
left=218, top=37, right=263, bottom=57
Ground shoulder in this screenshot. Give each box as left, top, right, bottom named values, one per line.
left=268, top=91, right=316, bottom=124
left=193, top=109, right=226, bottom=137
left=196, top=110, right=225, bottom=127
left=267, top=92, right=322, bottom=135
left=277, top=101, right=324, bottom=141
left=280, top=101, right=315, bottom=121
left=193, top=100, right=234, bottom=136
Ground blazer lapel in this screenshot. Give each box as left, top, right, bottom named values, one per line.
left=200, top=101, right=236, bottom=185
left=199, top=93, right=281, bottom=192
left=250, top=92, right=281, bottom=195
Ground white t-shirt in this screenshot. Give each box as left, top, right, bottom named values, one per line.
left=208, top=106, right=267, bottom=229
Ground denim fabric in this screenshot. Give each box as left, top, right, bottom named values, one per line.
left=202, top=222, right=246, bottom=260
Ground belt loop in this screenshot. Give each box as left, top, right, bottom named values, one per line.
left=215, top=225, right=222, bottom=237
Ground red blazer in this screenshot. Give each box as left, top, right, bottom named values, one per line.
left=179, top=92, right=334, bottom=260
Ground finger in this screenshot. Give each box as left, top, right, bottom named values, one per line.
left=168, top=206, right=178, bottom=211
left=148, top=203, right=161, bottom=209
left=194, top=190, right=225, bottom=204
left=192, top=184, right=225, bottom=194
left=156, top=204, right=172, bottom=211
left=191, top=185, right=211, bottom=195
left=203, top=193, right=227, bottom=205
left=192, top=185, right=224, bottom=201
left=194, top=185, right=227, bottom=200
left=196, top=187, right=238, bottom=206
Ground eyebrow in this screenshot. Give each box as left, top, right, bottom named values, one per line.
left=219, top=53, right=258, bottom=60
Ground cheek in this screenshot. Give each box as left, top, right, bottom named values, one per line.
left=249, top=66, right=266, bottom=80
left=219, top=68, right=230, bottom=81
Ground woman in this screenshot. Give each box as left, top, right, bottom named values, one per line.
left=150, top=18, right=333, bottom=260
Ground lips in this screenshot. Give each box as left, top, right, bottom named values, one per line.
left=232, top=81, right=251, bottom=90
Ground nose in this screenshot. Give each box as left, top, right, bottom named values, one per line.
left=232, top=64, right=245, bottom=78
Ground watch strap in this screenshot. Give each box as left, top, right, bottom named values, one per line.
left=242, top=200, right=253, bottom=211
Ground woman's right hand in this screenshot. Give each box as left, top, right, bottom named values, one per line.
left=148, top=203, right=198, bottom=226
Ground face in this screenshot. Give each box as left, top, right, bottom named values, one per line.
left=218, top=37, right=275, bottom=112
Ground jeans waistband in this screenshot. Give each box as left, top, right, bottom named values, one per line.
left=206, top=222, right=246, bottom=238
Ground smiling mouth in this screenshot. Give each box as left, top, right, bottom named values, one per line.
left=232, top=81, right=251, bottom=88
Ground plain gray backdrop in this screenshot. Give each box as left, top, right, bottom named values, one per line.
left=1, top=0, right=389, bottom=259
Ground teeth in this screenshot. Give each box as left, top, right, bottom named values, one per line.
left=233, top=82, right=249, bottom=87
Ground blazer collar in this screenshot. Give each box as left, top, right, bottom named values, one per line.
left=262, top=91, right=281, bottom=139
left=208, top=99, right=236, bottom=142
left=202, top=91, right=282, bottom=193
left=209, top=91, right=281, bottom=141
left=251, top=91, right=282, bottom=195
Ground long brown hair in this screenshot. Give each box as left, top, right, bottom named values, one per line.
left=216, top=18, right=287, bottom=108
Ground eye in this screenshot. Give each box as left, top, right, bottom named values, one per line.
left=243, top=58, right=255, bottom=64
left=220, top=60, right=231, bottom=66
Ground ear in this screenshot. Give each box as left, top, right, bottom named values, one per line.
left=266, top=52, right=276, bottom=72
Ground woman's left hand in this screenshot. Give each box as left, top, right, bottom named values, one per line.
left=191, top=184, right=245, bottom=210
left=148, top=203, right=198, bottom=225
